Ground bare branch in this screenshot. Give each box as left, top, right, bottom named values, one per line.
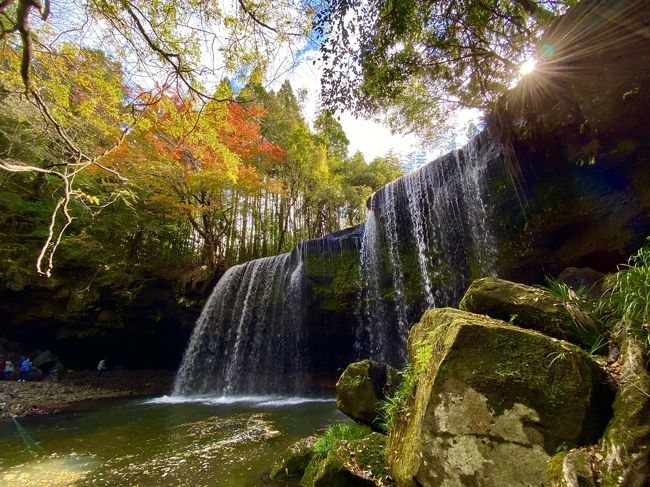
left=237, top=0, right=278, bottom=33
left=0, top=157, right=65, bottom=179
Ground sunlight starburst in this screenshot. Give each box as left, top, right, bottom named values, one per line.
left=520, top=58, right=537, bottom=76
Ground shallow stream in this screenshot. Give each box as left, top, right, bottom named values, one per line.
left=0, top=395, right=340, bottom=486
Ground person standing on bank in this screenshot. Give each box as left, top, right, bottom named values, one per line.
left=96, top=359, right=107, bottom=378
left=4, top=360, right=14, bottom=380
left=19, top=357, right=32, bottom=381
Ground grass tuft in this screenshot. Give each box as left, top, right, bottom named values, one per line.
left=605, top=240, right=650, bottom=350
left=540, top=276, right=608, bottom=355
left=312, top=422, right=369, bottom=458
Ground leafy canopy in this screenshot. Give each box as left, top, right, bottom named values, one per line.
left=316, top=0, right=577, bottom=142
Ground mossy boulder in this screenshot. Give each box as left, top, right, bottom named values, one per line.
left=336, top=360, right=399, bottom=431
left=335, top=433, right=393, bottom=485
left=270, top=436, right=316, bottom=481
left=387, top=308, right=613, bottom=487
left=547, top=335, right=650, bottom=487
left=300, top=446, right=374, bottom=487
left=598, top=336, right=650, bottom=486
left=459, top=277, right=602, bottom=349
left=547, top=449, right=598, bottom=487
left=301, top=433, right=390, bottom=487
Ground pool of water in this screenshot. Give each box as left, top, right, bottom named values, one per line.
left=0, top=395, right=342, bottom=486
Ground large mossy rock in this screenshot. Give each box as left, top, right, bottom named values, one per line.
left=301, top=433, right=391, bottom=487
left=459, top=277, right=602, bottom=349
left=336, top=360, right=398, bottom=430
left=387, top=308, right=613, bottom=487
left=547, top=336, right=650, bottom=487
left=598, top=336, right=650, bottom=486
left=270, top=436, right=316, bottom=481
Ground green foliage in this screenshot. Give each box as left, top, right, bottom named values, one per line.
left=547, top=350, right=569, bottom=368
left=317, top=0, right=577, bottom=141
left=0, top=36, right=404, bottom=282
left=555, top=441, right=569, bottom=454
left=604, top=240, right=650, bottom=348
left=312, top=422, right=370, bottom=458
left=377, top=341, right=432, bottom=431
left=542, top=239, right=650, bottom=356
left=585, top=336, right=608, bottom=357
left=542, top=276, right=592, bottom=303
left=2, top=0, right=387, bottom=278
left=540, top=277, right=608, bottom=355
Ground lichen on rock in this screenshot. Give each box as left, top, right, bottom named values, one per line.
left=387, top=307, right=614, bottom=487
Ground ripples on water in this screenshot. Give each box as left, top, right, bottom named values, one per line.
left=0, top=396, right=341, bottom=486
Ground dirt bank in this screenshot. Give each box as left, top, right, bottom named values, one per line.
left=0, top=370, right=174, bottom=420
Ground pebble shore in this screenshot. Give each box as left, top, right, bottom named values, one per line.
left=0, top=370, right=174, bottom=419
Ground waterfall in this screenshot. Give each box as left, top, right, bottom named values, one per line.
left=175, top=128, right=503, bottom=394
left=173, top=247, right=306, bottom=396
left=356, top=209, right=392, bottom=363
left=357, top=129, right=501, bottom=364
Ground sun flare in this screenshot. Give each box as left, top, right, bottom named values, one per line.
left=520, top=58, right=537, bottom=76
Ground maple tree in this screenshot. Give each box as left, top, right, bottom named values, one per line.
left=0, top=23, right=403, bottom=283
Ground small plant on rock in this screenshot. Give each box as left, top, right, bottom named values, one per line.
left=541, top=277, right=608, bottom=355
left=377, top=342, right=432, bottom=432
left=313, top=422, right=370, bottom=458
left=604, top=239, right=650, bottom=350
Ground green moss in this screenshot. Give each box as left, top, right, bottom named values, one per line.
left=313, top=423, right=370, bottom=459
left=300, top=457, right=320, bottom=486
left=304, top=249, right=361, bottom=313
left=301, top=432, right=387, bottom=487
left=547, top=451, right=569, bottom=485
left=337, top=433, right=393, bottom=485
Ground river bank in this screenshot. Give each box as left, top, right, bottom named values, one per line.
left=0, top=370, right=174, bottom=420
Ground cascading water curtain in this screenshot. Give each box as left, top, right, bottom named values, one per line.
left=174, top=246, right=306, bottom=396
left=356, top=129, right=502, bottom=366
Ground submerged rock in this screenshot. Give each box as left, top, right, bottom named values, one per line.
left=270, top=436, right=316, bottom=481
left=459, top=277, right=603, bottom=349
left=387, top=307, right=613, bottom=487
left=336, top=360, right=399, bottom=431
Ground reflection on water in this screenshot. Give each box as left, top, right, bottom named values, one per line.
left=1, top=455, right=98, bottom=487
left=0, top=396, right=341, bottom=486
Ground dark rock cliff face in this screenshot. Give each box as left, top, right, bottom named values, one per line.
left=492, top=0, right=650, bottom=280
left=301, top=227, right=364, bottom=389
left=0, top=270, right=207, bottom=369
